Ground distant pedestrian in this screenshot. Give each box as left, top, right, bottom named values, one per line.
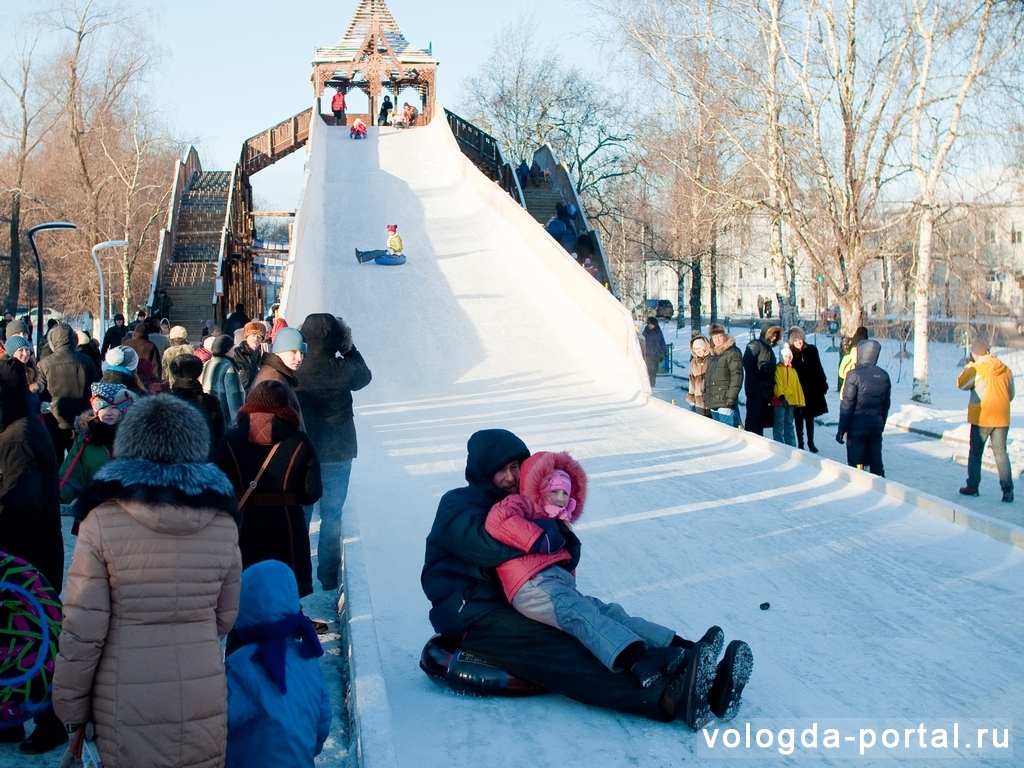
left=234, top=322, right=266, bottom=390
left=296, top=314, right=372, bottom=592
left=37, top=324, right=99, bottom=461
left=686, top=335, right=712, bottom=417
left=642, top=317, right=666, bottom=389
left=151, top=288, right=173, bottom=320
left=201, top=334, right=245, bottom=429
left=123, top=321, right=162, bottom=372
left=150, top=318, right=171, bottom=355
left=764, top=298, right=773, bottom=318
left=76, top=330, right=103, bottom=377
left=161, top=325, right=195, bottom=381
left=100, top=314, right=128, bottom=355
left=169, top=353, right=225, bottom=457
left=743, top=325, right=783, bottom=435
left=224, top=303, right=251, bottom=338
left=836, top=340, right=891, bottom=477
left=331, top=88, right=346, bottom=122
left=53, top=395, right=242, bottom=768
left=705, top=323, right=743, bottom=427
left=4, top=317, right=31, bottom=344
left=957, top=339, right=1015, bottom=502
left=757, top=295, right=764, bottom=319
left=772, top=344, right=804, bottom=447
left=251, top=327, right=306, bottom=425
left=225, top=561, right=331, bottom=768
left=216, top=380, right=322, bottom=596
left=788, top=327, right=828, bottom=453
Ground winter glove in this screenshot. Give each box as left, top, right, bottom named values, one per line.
left=530, top=524, right=566, bottom=554
left=836, top=432, right=845, bottom=444
left=770, top=396, right=782, bottom=407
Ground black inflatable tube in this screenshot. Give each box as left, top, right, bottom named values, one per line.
left=419, top=635, right=546, bottom=697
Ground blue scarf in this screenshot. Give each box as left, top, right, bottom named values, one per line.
left=229, top=614, right=323, bottom=694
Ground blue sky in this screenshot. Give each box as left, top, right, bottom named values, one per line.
left=2, top=0, right=596, bottom=209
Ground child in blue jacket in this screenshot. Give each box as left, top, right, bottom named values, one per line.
left=225, top=560, right=332, bottom=767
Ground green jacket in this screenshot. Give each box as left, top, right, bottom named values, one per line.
left=59, top=415, right=116, bottom=503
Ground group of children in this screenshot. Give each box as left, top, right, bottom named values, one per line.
left=332, top=89, right=418, bottom=138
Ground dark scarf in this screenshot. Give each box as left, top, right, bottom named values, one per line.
left=228, top=614, right=324, bottom=694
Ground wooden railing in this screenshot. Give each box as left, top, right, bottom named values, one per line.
left=444, top=109, right=525, bottom=208
left=240, top=107, right=314, bottom=176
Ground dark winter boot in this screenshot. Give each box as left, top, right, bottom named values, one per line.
left=806, top=420, right=818, bottom=453
left=707, top=640, right=753, bottom=721
left=1003, top=488, right=1014, bottom=503
left=959, top=485, right=980, bottom=497
left=631, top=646, right=687, bottom=688
left=671, top=625, right=725, bottom=660
left=660, top=642, right=717, bottom=731
left=795, top=419, right=805, bottom=450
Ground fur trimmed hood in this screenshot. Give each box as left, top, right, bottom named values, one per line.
left=73, top=410, right=117, bottom=446
left=711, top=333, right=736, bottom=355
left=74, top=458, right=239, bottom=525
left=299, top=313, right=353, bottom=356
left=518, top=451, right=586, bottom=522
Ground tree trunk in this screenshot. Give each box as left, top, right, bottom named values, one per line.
left=912, top=208, right=935, bottom=403
left=769, top=216, right=795, bottom=329
left=837, top=269, right=866, bottom=338
left=122, top=255, right=132, bottom=319
left=689, top=255, right=702, bottom=334
left=676, top=268, right=686, bottom=330
left=6, top=192, right=21, bottom=314
left=709, top=241, right=718, bottom=325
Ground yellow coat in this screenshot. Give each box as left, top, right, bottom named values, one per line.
left=838, top=346, right=858, bottom=400
left=774, top=364, right=806, bottom=408
left=387, top=233, right=404, bottom=256
left=957, top=355, right=1015, bottom=428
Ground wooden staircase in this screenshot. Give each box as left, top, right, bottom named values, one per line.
left=521, top=177, right=561, bottom=226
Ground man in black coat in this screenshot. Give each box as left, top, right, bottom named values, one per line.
left=36, top=324, right=99, bottom=461
left=837, top=339, right=891, bottom=476
left=296, top=313, right=372, bottom=591
left=100, top=314, right=129, bottom=355
left=0, top=358, right=68, bottom=752
left=420, top=428, right=753, bottom=730
left=705, top=324, right=743, bottom=427
left=222, top=303, right=250, bottom=338
left=742, top=325, right=783, bottom=434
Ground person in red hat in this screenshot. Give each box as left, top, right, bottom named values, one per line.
left=355, top=225, right=404, bottom=263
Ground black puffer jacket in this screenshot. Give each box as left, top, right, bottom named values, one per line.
left=704, top=334, right=743, bottom=410
left=0, top=358, right=63, bottom=589
left=170, top=381, right=226, bottom=457
left=295, top=314, right=372, bottom=463
left=838, top=341, right=891, bottom=435
left=421, top=429, right=581, bottom=637
left=36, top=324, right=99, bottom=430
left=743, top=326, right=782, bottom=400
left=791, top=343, right=829, bottom=418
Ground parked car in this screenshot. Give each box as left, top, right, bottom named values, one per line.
left=643, top=299, right=674, bottom=319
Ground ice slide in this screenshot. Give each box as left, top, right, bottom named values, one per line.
left=280, top=112, right=1023, bottom=767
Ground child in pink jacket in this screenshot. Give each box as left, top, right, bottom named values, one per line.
left=485, top=451, right=712, bottom=687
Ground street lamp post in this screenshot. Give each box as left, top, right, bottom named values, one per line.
left=91, top=240, right=128, bottom=339
left=27, top=222, right=76, bottom=355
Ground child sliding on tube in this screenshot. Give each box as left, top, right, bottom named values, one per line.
left=485, top=451, right=721, bottom=688
left=355, top=224, right=404, bottom=263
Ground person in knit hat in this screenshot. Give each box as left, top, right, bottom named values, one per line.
left=251, top=327, right=305, bottom=426
left=53, top=395, right=242, bottom=768
left=234, top=321, right=266, bottom=390
left=100, top=345, right=145, bottom=396
left=485, top=451, right=724, bottom=690
left=169, top=353, right=225, bottom=456
left=772, top=344, right=805, bottom=446
left=787, top=326, right=828, bottom=452
left=59, top=381, right=137, bottom=504
left=215, top=380, right=322, bottom=596
left=224, top=561, right=331, bottom=768
left=201, top=335, right=245, bottom=429
left=162, top=325, right=196, bottom=381
left=957, top=338, right=1015, bottom=502
left=195, top=334, right=216, bottom=364
left=686, top=335, right=712, bottom=417
left=2, top=334, right=42, bottom=414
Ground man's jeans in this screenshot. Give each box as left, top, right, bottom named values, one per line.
left=967, top=425, right=1013, bottom=491
left=712, top=406, right=741, bottom=427
left=308, top=460, right=352, bottom=589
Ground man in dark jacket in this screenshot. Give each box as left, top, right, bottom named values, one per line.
left=0, top=357, right=68, bottom=752
left=421, top=428, right=752, bottom=730
left=296, top=313, right=372, bottom=591
left=705, top=324, right=743, bottom=427
left=36, top=324, right=99, bottom=460
left=836, top=340, right=891, bottom=477
left=169, top=354, right=225, bottom=456
left=742, top=325, right=783, bottom=434
left=223, top=303, right=251, bottom=338
left=100, top=314, right=129, bottom=355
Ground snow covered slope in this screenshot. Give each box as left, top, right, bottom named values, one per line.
left=282, top=112, right=1024, bottom=767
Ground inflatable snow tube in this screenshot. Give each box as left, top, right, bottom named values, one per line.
left=419, top=635, right=546, bottom=697
left=0, top=552, right=62, bottom=729
left=374, top=254, right=406, bottom=266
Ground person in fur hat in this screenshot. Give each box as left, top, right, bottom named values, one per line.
left=215, top=381, right=322, bottom=596
left=295, top=313, right=371, bottom=591
left=705, top=324, right=743, bottom=427
left=742, top=325, right=783, bottom=434
left=686, top=335, right=712, bottom=417
left=53, top=395, right=242, bottom=768
left=59, top=382, right=137, bottom=504
left=169, top=354, right=225, bottom=457
left=233, top=322, right=266, bottom=391
left=486, top=451, right=695, bottom=688
left=788, top=326, right=828, bottom=452
left=201, top=334, right=246, bottom=429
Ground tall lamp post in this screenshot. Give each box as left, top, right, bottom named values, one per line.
left=91, top=240, right=128, bottom=339
left=27, top=222, right=76, bottom=355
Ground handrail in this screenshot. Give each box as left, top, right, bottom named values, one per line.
left=444, top=109, right=525, bottom=208
left=148, top=145, right=202, bottom=310
left=240, top=106, right=314, bottom=176
left=532, top=144, right=617, bottom=297
left=214, top=164, right=239, bottom=309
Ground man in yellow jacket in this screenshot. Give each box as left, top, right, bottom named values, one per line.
left=957, top=339, right=1015, bottom=502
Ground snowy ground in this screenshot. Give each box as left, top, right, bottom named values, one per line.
left=6, top=115, right=1023, bottom=768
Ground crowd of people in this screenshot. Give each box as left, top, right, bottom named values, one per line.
left=0, top=307, right=371, bottom=765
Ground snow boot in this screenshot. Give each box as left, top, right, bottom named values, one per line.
left=660, top=641, right=716, bottom=730
left=673, top=625, right=725, bottom=659
left=707, top=640, right=753, bottom=721
left=959, top=485, right=980, bottom=497
left=628, top=646, right=687, bottom=688
left=1003, top=488, right=1014, bottom=503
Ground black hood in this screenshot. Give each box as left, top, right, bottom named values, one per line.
left=48, top=323, right=75, bottom=352
left=464, top=429, right=530, bottom=489
left=0, top=357, right=29, bottom=427
left=857, top=339, right=881, bottom=366
left=299, top=313, right=352, bottom=356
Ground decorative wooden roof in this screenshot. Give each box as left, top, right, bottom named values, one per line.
left=312, top=0, right=437, bottom=68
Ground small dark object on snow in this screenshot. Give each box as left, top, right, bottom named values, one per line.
left=760, top=602, right=770, bottom=611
